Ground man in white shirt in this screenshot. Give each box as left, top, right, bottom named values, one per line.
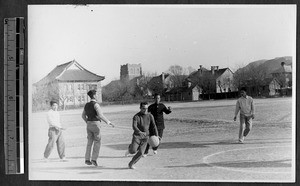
left=234, top=87, right=255, bottom=143
left=82, top=90, right=115, bottom=166
left=43, top=100, right=66, bottom=161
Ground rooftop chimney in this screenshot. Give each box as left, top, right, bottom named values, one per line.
left=211, top=66, right=215, bottom=75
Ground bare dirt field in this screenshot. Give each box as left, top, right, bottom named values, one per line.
left=29, top=97, right=294, bottom=182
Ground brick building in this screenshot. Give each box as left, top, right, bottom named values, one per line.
left=33, top=60, right=105, bottom=109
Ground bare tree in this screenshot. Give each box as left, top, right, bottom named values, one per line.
left=168, top=65, right=188, bottom=88
left=197, top=73, right=216, bottom=100
left=186, top=66, right=196, bottom=75
left=138, top=72, right=156, bottom=97
left=233, top=63, right=268, bottom=96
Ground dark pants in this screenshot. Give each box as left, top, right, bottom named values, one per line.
left=145, top=128, right=163, bottom=154
left=128, top=134, right=148, bottom=167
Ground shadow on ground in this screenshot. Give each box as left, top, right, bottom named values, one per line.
left=105, top=138, right=291, bottom=151
left=32, top=165, right=129, bottom=171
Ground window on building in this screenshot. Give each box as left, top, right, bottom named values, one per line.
left=81, top=84, right=84, bottom=90
left=78, top=84, right=81, bottom=90
left=78, top=96, right=81, bottom=102
left=82, top=95, right=85, bottom=102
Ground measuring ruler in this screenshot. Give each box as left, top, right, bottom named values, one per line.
left=4, top=17, right=25, bottom=174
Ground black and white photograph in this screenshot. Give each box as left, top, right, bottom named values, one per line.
left=28, top=4, right=296, bottom=182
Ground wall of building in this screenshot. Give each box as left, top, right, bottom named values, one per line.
left=120, top=63, right=142, bottom=80
left=216, top=69, right=235, bottom=93
left=58, top=81, right=102, bottom=107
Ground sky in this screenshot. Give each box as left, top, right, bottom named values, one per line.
left=28, top=5, right=296, bottom=86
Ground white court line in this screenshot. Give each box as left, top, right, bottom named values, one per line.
left=202, top=145, right=292, bottom=174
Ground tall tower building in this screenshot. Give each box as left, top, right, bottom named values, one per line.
left=120, top=63, right=142, bottom=80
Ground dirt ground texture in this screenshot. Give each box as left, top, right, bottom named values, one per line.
left=29, top=97, right=295, bottom=182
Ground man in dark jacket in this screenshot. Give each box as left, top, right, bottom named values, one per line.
left=125, top=102, right=158, bottom=169
left=81, top=90, right=115, bottom=166
left=144, top=93, right=172, bottom=156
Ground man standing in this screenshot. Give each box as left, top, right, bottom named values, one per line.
left=43, top=100, right=66, bottom=161
left=144, top=93, right=172, bottom=155
left=234, top=87, right=255, bottom=143
left=125, top=102, right=158, bottom=169
left=82, top=90, right=115, bottom=166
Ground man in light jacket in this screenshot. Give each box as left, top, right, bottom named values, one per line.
left=234, top=87, right=255, bottom=143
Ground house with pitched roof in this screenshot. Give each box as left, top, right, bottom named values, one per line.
left=147, top=72, right=173, bottom=96
left=164, top=65, right=237, bottom=101
left=33, top=60, right=105, bottom=109
left=165, top=81, right=201, bottom=101
left=271, top=62, right=292, bottom=88
left=191, top=66, right=236, bottom=93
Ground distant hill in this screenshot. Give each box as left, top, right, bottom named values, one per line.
left=236, top=56, right=292, bottom=77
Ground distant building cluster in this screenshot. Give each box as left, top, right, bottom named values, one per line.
left=33, top=58, right=292, bottom=110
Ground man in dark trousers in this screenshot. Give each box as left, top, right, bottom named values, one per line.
left=81, top=90, right=115, bottom=166
left=144, top=93, right=172, bottom=156
left=125, top=102, right=158, bottom=169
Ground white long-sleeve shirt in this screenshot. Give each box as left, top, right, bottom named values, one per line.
left=234, top=96, right=255, bottom=117
left=47, top=109, right=62, bottom=128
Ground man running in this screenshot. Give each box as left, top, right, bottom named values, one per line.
left=125, top=102, right=158, bottom=169
left=144, top=93, right=172, bottom=155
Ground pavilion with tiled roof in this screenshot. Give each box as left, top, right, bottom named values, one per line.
left=33, top=60, right=105, bottom=109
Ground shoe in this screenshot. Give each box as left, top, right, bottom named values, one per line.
left=239, top=136, right=244, bottom=143
left=91, top=160, right=98, bottom=166
left=128, top=163, right=135, bottom=169
left=43, top=157, right=49, bottom=162
left=60, top=157, right=68, bottom=162
left=85, top=160, right=92, bottom=165
left=125, top=150, right=130, bottom=157
left=142, top=154, right=147, bottom=157
left=153, top=150, right=157, bottom=155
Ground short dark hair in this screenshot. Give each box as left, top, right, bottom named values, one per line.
left=87, top=90, right=97, bottom=98
left=140, top=101, right=148, bottom=107
left=50, top=100, right=58, bottom=106
left=240, top=87, right=247, bottom=92
left=153, top=93, right=160, bottom=98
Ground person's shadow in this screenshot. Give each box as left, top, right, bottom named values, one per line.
left=105, top=138, right=291, bottom=151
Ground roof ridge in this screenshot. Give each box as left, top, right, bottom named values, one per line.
left=56, top=60, right=74, bottom=67
left=56, top=60, right=76, bottom=80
